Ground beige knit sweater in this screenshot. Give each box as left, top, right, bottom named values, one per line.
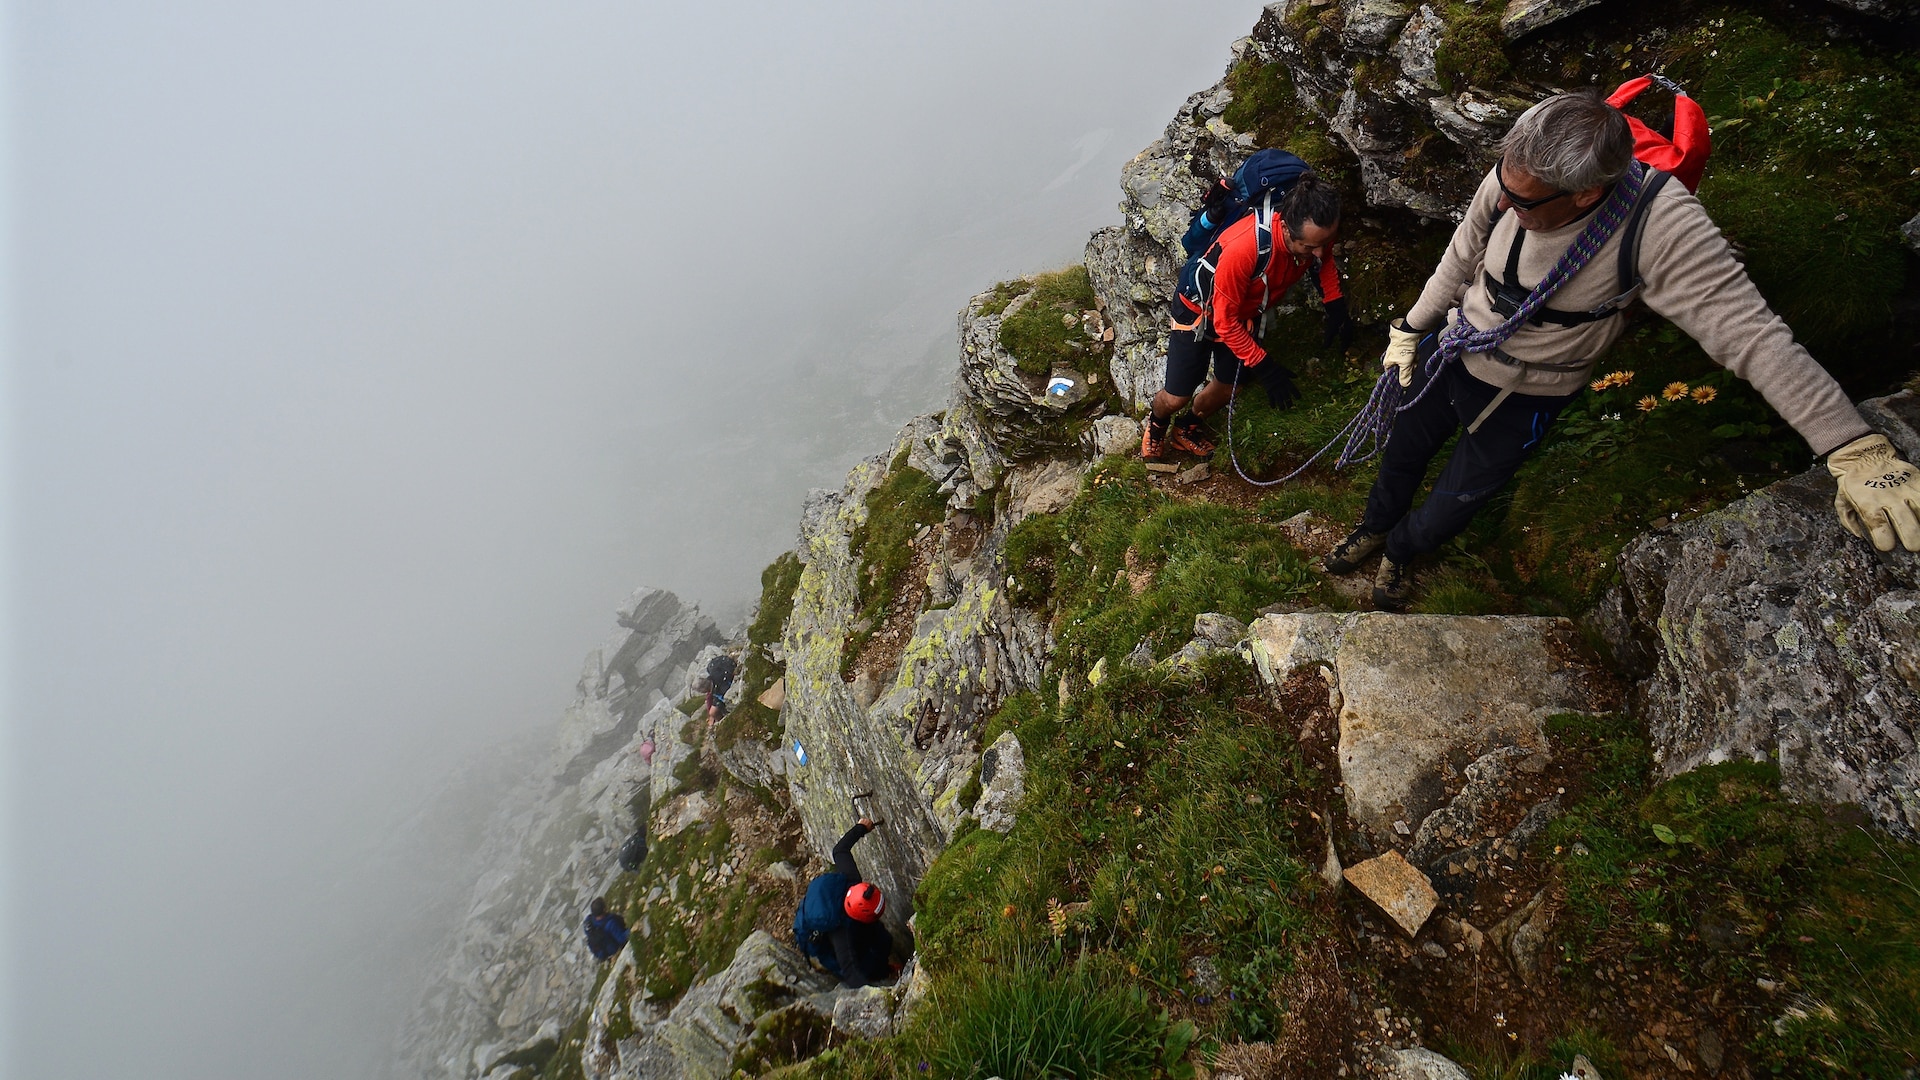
left=1406, top=165, right=1870, bottom=455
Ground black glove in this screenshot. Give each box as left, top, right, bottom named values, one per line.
left=1320, top=296, right=1353, bottom=352
left=1245, top=357, right=1298, bottom=409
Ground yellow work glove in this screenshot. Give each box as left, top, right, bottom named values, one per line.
left=1382, top=319, right=1420, bottom=388
left=1827, top=433, right=1920, bottom=552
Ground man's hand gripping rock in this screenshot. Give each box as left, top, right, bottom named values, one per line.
left=1828, top=433, right=1920, bottom=552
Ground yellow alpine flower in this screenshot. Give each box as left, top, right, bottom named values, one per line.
left=1662, top=381, right=1691, bottom=401
left=1691, top=385, right=1718, bottom=403
left=1638, top=395, right=1659, bottom=412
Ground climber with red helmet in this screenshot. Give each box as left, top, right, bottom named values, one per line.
left=792, top=817, right=896, bottom=988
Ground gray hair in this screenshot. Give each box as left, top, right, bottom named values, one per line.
left=1499, top=91, right=1634, bottom=191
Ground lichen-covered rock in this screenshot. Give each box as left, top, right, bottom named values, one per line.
left=781, top=430, right=1051, bottom=944
left=829, top=986, right=897, bottom=1039
left=1500, top=0, right=1606, bottom=39
left=1597, top=391, right=1920, bottom=839
left=974, top=731, right=1027, bottom=834
left=926, top=287, right=1110, bottom=508
left=394, top=591, right=723, bottom=1080
left=1340, top=0, right=1414, bottom=51
left=589, top=930, right=837, bottom=1080
left=1249, top=612, right=1614, bottom=834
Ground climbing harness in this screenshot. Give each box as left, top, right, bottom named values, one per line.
left=1220, top=160, right=1656, bottom=487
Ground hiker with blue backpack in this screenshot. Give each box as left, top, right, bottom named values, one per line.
left=583, top=896, right=630, bottom=962
left=792, top=818, right=894, bottom=989
left=1142, top=151, right=1348, bottom=463
left=1322, top=87, right=1920, bottom=611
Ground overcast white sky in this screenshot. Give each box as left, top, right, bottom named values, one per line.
left=3, top=2, right=1261, bottom=1077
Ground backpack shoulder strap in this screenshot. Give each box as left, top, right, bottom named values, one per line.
left=1614, top=168, right=1674, bottom=299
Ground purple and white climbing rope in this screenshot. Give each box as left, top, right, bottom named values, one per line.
left=1223, top=162, right=1650, bottom=487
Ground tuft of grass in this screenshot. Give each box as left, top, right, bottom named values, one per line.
left=1545, top=712, right=1920, bottom=1077
left=1001, top=460, right=1317, bottom=673
left=976, top=278, right=1032, bottom=319
left=925, top=962, right=1197, bottom=1080
left=842, top=452, right=946, bottom=676
left=915, top=664, right=1331, bottom=1046
left=716, top=552, right=802, bottom=752
left=997, top=265, right=1105, bottom=377
left=1658, top=8, right=1920, bottom=370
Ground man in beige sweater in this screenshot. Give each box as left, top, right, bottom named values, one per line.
left=1323, top=91, right=1920, bottom=610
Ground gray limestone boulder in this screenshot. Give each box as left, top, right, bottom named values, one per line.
left=1382, top=1046, right=1473, bottom=1080
left=1500, top=0, right=1606, bottom=39
left=1249, top=612, right=1614, bottom=835
left=1902, top=210, right=1920, bottom=255
left=1596, top=391, right=1920, bottom=839
left=588, top=930, right=838, bottom=1080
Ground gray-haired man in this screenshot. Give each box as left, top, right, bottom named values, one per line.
left=1324, top=90, right=1920, bottom=610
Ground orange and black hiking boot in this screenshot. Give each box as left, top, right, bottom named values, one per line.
left=1168, top=417, right=1217, bottom=458
left=1141, top=415, right=1169, bottom=461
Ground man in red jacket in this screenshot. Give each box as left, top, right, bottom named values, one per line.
left=1143, top=175, right=1348, bottom=461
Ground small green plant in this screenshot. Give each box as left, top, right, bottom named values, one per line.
left=842, top=452, right=946, bottom=675
left=1434, top=4, right=1510, bottom=91
left=716, top=552, right=803, bottom=751
left=997, top=266, right=1104, bottom=376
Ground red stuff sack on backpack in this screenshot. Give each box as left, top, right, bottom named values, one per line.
left=1608, top=75, right=1711, bottom=192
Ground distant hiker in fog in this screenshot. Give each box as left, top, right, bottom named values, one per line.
left=618, top=738, right=656, bottom=872
left=700, top=653, right=737, bottom=724
left=792, top=818, right=894, bottom=989
left=1324, top=89, right=1920, bottom=611
left=583, top=897, right=629, bottom=962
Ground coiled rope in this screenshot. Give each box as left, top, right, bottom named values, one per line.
left=1221, top=161, right=1650, bottom=487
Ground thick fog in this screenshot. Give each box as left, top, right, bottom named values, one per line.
left=4, top=2, right=1260, bottom=1077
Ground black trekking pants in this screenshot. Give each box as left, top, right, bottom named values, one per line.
left=1360, top=339, right=1578, bottom=564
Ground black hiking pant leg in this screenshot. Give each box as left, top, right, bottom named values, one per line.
left=1361, top=360, right=1577, bottom=563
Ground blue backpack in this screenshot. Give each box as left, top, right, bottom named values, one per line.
left=1175, top=149, right=1314, bottom=317
left=792, top=871, right=852, bottom=973
left=585, top=912, right=630, bottom=960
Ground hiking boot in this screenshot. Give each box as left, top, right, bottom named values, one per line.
left=1373, top=555, right=1415, bottom=612
left=1168, top=417, right=1217, bottom=458
left=1141, top=416, right=1169, bottom=461
left=1323, top=527, right=1388, bottom=575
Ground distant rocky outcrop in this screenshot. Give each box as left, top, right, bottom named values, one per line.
left=393, top=589, right=721, bottom=1080
left=1599, top=391, right=1920, bottom=839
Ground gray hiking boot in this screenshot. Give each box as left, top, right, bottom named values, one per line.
left=1324, top=527, right=1388, bottom=575
left=1373, top=555, right=1415, bottom=612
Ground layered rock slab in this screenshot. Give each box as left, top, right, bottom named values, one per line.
left=1249, top=612, right=1613, bottom=834
left=782, top=432, right=1051, bottom=945
left=1598, top=390, right=1920, bottom=838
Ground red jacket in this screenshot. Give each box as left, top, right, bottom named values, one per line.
left=1178, top=214, right=1342, bottom=365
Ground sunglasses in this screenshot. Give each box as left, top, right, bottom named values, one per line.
left=1496, top=156, right=1570, bottom=211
